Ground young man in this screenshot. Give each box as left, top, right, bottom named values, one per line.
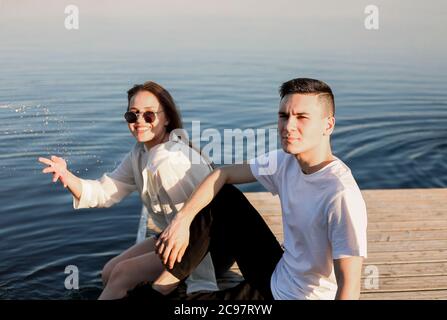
left=150, top=78, right=367, bottom=300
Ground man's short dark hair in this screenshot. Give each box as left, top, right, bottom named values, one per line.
left=279, top=78, right=335, bottom=116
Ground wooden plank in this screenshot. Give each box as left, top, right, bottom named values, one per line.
left=362, top=189, right=447, bottom=199
left=367, top=220, right=447, bottom=232
left=360, top=275, right=447, bottom=292
left=367, top=239, right=447, bottom=252
left=368, top=230, right=447, bottom=242
left=360, top=290, right=447, bottom=300
left=360, top=212, right=446, bottom=221
left=360, top=261, right=447, bottom=277
left=365, top=250, right=447, bottom=264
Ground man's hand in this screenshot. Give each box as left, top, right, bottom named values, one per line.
left=156, top=215, right=192, bottom=269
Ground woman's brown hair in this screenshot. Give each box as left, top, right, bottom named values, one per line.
left=127, top=81, right=183, bottom=133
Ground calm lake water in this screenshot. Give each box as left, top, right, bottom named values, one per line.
left=1, top=46, right=446, bottom=299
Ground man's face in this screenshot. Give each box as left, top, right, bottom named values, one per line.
left=278, top=93, right=333, bottom=155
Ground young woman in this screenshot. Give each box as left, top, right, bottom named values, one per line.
left=38, top=81, right=228, bottom=299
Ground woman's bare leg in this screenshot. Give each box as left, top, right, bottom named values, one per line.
left=152, top=269, right=182, bottom=295
left=98, top=251, right=164, bottom=300
left=101, top=237, right=157, bottom=286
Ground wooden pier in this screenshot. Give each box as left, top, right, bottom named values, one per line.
left=241, top=189, right=447, bottom=300
left=142, top=188, right=447, bottom=299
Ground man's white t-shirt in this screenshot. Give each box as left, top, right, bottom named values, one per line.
left=249, top=150, right=368, bottom=300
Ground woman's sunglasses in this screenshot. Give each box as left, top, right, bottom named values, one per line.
left=124, top=110, right=164, bottom=124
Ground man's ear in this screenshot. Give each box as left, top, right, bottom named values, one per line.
left=324, top=116, right=335, bottom=136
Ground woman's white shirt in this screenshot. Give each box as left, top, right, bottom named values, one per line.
left=72, top=141, right=219, bottom=294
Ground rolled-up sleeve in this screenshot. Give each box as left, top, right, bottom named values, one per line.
left=73, top=152, right=138, bottom=209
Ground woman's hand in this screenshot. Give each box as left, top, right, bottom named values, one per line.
left=156, top=215, right=192, bottom=269
left=38, top=155, right=69, bottom=188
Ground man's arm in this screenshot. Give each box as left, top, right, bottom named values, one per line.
left=333, top=256, right=364, bottom=300
left=156, top=164, right=256, bottom=267
left=177, top=164, right=256, bottom=224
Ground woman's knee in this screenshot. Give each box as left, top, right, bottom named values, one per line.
left=102, top=257, right=120, bottom=285
left=107, top=260, right=132, bottom=287
left=101, top=238, right=156, bottom=285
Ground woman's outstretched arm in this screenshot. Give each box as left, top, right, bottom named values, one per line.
left=38, top=155, right=82, bottom=200
left=38, top=152, right=137, bottom=208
